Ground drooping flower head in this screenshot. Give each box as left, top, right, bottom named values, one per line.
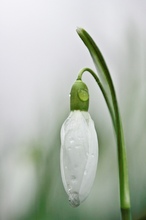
left=60, top=79, right=98, bottom=207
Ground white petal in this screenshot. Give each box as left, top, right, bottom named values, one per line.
left=60, top=110, right=98, bottom=207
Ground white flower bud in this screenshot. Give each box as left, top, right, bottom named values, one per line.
left=60, top=110, right=98, bottom=207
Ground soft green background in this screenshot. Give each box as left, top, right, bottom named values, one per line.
left=0, top=1, right=146, bottom=219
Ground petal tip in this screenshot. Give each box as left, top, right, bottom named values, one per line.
left=69, top=192, right=80, bottom=208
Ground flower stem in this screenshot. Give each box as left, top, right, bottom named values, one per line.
left=76, top=28, right=132, bottom=220
left=77, top=68, right=116, bottom=132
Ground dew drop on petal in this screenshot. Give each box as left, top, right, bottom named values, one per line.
left=86, top=152, right=89, bottom=157
left=67, top=184, right=72, bottom=192
left=70, top=139, right=74, bottom=144
left=75, top=145, right=80, bottom=149
left=71, top=175, right=77, bottom=183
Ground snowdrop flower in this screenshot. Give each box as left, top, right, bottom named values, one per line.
left=60, top=80, right=98, bottom=207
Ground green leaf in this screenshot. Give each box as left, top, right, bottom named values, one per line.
left=76, top=28, right=131, bottom=219
left=76, top=28, right=116, bottom=129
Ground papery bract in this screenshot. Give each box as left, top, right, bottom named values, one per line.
left=60, top=110, right=98, bottom=207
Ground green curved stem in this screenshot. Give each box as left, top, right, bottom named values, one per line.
left=77, top=67, right=116, bottom=132
left=76, top=28, right=131, bottom=220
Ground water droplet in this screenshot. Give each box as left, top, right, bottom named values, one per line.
left=92, top=153, right=94, bottom=158
left=67, top=184, right=72, bottom=192
left=65, top=166, right=67, bottom=169
left=78, top=89, right=89, bottom=102
left=70, top=139, right=74, bottom=144
left=69, top=192, right=80, bottom=207
left=75, top=145, right=80, bottom=149
left=86, top=152, right=89, bottom=157
left=71, top=175, right=77, bottom=183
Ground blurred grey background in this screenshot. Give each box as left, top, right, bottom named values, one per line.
left=0, top=0, right=146, bottom=220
